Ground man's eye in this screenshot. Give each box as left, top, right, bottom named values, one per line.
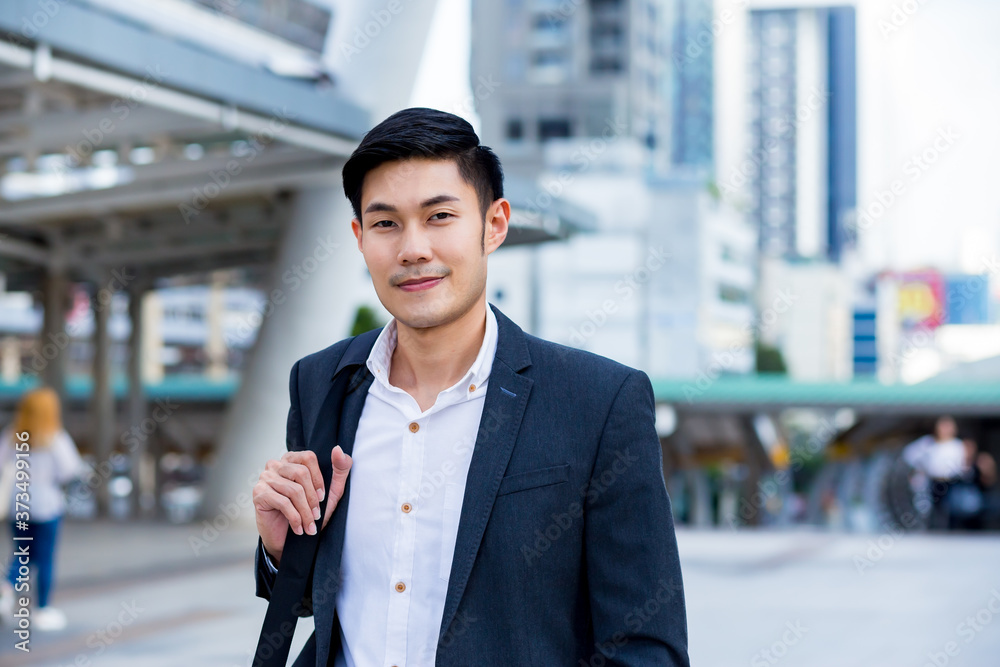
left=373, top=220, right=395, bottom=228
left=431, top=212, right=452, bottom=220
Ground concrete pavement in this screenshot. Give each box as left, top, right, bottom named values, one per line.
left=0, top=520, right=997, bottom=666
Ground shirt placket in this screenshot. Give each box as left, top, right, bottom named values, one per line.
left=383, top=411, right=425, bottom=666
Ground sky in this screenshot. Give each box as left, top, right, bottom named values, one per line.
left=857, top=0, right=1000, bottom=273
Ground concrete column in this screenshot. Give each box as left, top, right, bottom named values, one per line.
left=1, top=336, right=20, bottom=383
left=205, top=0, right=444, bottom=520
left=740, top=415, right=770, bottom=527
left=205, top=272, right=228, bottom=381
left=718, top=475, right=739, bottom=529
left=40, top=269, right=69, bottom=401
left=689, top=469, right=714, bottom=527
left=324, top=0, right=440, bottom=122
left=127, top=279, right=154, bottom=517
left=91, top=271, right=116, bottom=516
left=203, top=181, right=376, bottom=520
left=142, top=290, right=164, bottom=383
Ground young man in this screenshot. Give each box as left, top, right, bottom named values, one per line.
left=252, top=107, right=689, bottom=666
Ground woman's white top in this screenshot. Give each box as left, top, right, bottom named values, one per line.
left=902, top=435, right=967, bottom=481
left=0, top=425, right=88, bottom=522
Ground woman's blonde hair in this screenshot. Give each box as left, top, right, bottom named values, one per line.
left=13, top=387, right=62, bottom=450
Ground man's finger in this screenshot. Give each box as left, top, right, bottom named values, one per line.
left=259, top=487, right=306, bottom=536
left=330, top=444, right=352, bottom=500
left=274, top=461, right=320, bottom=520
left=267, top=473, right=318, bottom=535
left=321, top=445, right=353, bottom=530
left=282, top=451, right=325, bottom=501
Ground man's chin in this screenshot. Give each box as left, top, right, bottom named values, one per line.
left=389, top=299, right=453, bottom=331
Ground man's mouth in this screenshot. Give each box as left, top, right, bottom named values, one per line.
left=397, top=276, right=444, bottom=292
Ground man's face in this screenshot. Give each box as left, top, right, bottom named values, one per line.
left=351, top=157, right=509, bottom=329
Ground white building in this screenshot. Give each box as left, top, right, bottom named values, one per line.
left=757, top=258, right=853, bottom=381
left=471, top=0, right=674, bottom=177
left=487, top=138, right=757, bottom=377
left=472, top=0, right=758, bottom=378
left=715, top=1, right=857, bottom=263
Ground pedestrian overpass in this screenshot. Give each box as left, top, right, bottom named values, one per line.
left=653, top=374, right=1000, bottom=529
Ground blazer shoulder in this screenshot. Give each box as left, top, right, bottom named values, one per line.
left=292, top=324, right=385, bottom=385
left=293, top=334, right=359, bottom=384
left=522, top=332, right=643, bottom=388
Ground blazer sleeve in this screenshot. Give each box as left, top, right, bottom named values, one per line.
left=253, top=359, right=315, bottom=618
left=584, top=370, right=689, bottom=666
left=254, top=535, right=279, bottom=598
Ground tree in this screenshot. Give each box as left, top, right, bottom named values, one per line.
left=350, top=305, right=384, bottom=336
left=755, top=341, right=787, bottom=374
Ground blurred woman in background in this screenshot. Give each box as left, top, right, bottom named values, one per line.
left=902, top=416, right=967, bottom=530
left=0, top=387, right=87, bottom=631
left=948, top=438, right=998, bottom=531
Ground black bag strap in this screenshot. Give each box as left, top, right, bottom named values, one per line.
left=253, top=366, right=355, bottom=667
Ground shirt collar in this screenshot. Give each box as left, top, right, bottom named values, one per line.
left=366, top=302, right=498, bottom=399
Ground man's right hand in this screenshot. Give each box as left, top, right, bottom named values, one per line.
left=253, top=445, right=352, bottom=567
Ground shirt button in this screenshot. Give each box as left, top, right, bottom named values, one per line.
left=409, top=422, right=419, bottom=433
left=401, top=503, right=412, bottom=513
left=395, top=581, right=406, bottom=593
left=469, top=383, right=476, bottom=392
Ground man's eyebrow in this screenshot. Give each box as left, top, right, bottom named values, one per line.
left=364, top=201, right=396, bottom=214
left=420, top=194, right=460, bottom=208
left=363, top=194, right=460, bottom=215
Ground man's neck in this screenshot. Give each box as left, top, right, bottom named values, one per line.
left=389, top=298, right=488, bottom=408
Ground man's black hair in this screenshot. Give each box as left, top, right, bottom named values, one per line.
left=342, top=107, right=504, bottom=225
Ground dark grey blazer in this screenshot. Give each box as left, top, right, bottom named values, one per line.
left=255, top=303, right=689, bottom=666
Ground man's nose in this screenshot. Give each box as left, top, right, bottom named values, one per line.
left=398, top=223, right=432, bottom=263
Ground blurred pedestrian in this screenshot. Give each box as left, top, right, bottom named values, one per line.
left=0, top=387, right=87, bottom=631
left=902, top=416, right=967, bottom=530
left=947, top=438, right=997, bottom=531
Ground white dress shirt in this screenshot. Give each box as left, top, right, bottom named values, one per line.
left=266, top=303, right=497, bottom=667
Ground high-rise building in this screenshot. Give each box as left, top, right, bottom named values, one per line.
left=187, top=0, right=332, bottom=52
left=472, top=0, right=757, bottom=377
left=471, top=0, right=672, bottom=175
left=667, top=0, right=715, bottom=170
left=825, top=6, right=857, bottom=262
left=746, top=5, right=857, bottom=262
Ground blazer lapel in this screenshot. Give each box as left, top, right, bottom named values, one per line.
left=310, top=328, right=380, bottom=664
left=437, top=304, right=533, bottom=643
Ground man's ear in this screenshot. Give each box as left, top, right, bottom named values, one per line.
left=351, top=218, right=363, bottom=251
left=485, top=198, right=510, bottom=255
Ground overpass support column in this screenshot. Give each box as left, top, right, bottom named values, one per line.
left=203, top=0, right=444, bottom=522
left=39, top=268, right=69, bottom=402
left=689, top=470, right=714, bottom=527
left=90, top=270, right=116, bottom=517
left=126, top=278, right=155, bottom=517
left=203, top=180, right=374, bottom=521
